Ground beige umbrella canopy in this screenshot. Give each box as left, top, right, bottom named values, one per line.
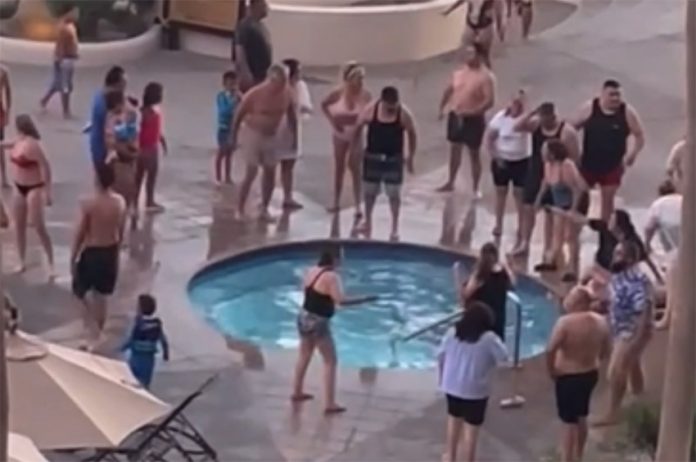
left=7, top=332, right=171, bottom=450
left=8, top=433, right=47, bottom=462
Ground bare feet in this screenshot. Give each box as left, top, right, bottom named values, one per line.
left=290, top=393, right=314, bottom=402
left=145, top=203, right=166, bottom=214
left=14, top=263, right=26, bottom=274
left=324, top=405, right=347, bottom=415
left=436, top=183, right=454, bottom=193
left=327, top=204, right=340, bottom=213
left=283, top=199, right=303, bottom=211
left=389, top=232, right=400, bottom=242
left=258, top=209, right=276, bottom=224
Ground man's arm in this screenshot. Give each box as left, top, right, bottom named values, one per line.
left=494, top=0, right=505, bottom=41
left=230, top=91, right=254, bottom=146
left=3, top=70, right=11, bottom=120
left=402, top=106, right=418, bottom=173
left=439, top=83, right=454, bottom=119
left=561, top=124, right=581, bottom=163
left=513, top=109, right=540, bottom=133
left=624, top=105, right=645, bottom=167
left=545, top=320, right=565, bottom=378
left=70, top=202, right=89, bottom=269
left=571, top=101, right=593, bottom=129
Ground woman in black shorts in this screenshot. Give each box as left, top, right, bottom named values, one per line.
left=438, top=301, right=508, bottom=462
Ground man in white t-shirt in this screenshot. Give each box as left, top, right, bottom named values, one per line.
left=485, top=90, right=531, bottom=249
left=645, top=179, right=681, bottom=259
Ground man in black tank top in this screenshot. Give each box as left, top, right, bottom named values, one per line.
left=511, top=102, right=580, bottom=256
left=353, top=86, right=418, bottom=241
left=573, top=80, right=645, bottom=223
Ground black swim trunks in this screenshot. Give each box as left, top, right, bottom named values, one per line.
left=491, top=158, right=529, bottom=188
left=446, top=394, right=488, bottom=426
left=554, top=369, right=599, bottom=423
left=447, top=113, right=486, bottom=150
left=72, top=245, right=120, bottom=298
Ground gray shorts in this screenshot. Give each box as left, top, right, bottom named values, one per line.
left=48, top=58, right=76, bottom=94
left=297, top=311, right=331, bottom=339
left=363, top=181, right=401, bottom=199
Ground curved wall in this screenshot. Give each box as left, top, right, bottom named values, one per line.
left=180, top=0, right=466, bottom=66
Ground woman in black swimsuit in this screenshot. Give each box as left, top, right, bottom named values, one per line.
left=291, top=249, right=376, bottom=414
left=443, top=0, right=505, bottom=67
left=0, top=114, right=54, bottom=276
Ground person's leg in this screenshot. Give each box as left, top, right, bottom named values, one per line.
left=521, top=4, right=533, bottom=39
left=281, top=159, right=302, bottom=209
left=577, top=418, right=589, bottom=461
left=260, top=164, right=276, bottom=220
left=237, top=164, right=259, bottom=217
left=291, top=337, right=316, bottom=400
left=543, top=209, right=554, bottom=257
left=134, top=155, right=146, bottom=212
left=144, top=154, right=160, bottom=208
left=0, top=141, right=6, bottom=187
left=12, top=193, right=28, bottom=272
left=28, top=188, right=54, bottom=277
left=437, top=143, right=463, bottom=192
left=565, top=220, right=581, bottom=280
left=444, top=416, right=463, bottom=462
left=512, top=187, right=525, bottom=249
left=60, top=61, right=74, bottom=118
left=348, top=143, right=363, bottom=217
left=546, top=212, right=564, bottom=266
left=461, top=422, right=481, bottom=462
left=560, top=423, right=578, bottom=462
left=469, top=148, right=482, bottom=195
left=362, top=183, right=379, bottom=239
left=316, top=333, right=344, bottom=412
left=593, top=340, right=630, bottom=426
left=599, top=185, right=619, bottom=223
left=386, top=184, right=401, bottom=241
left=223, top=148, right=233, bottom=183
left=330, top=138, right=349, bottom=211
left=91, top=293, right=108, bottom=346
left=214, top=147, right=224, bottom=184
left=494, top=186, right=507, bottom=237
left=40, top=61, right=59, bottom=108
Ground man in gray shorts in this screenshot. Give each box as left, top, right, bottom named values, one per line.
left=232, top=64, right=297, bottom=221
left=353, top=86, right=417, bottom=241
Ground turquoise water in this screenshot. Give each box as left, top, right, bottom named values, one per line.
left=188, top=244, right=559, bottom=369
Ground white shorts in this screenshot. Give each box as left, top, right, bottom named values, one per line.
left=275, top=117, right=301, bottom=161
left=237, top=125, right=280, bottom=168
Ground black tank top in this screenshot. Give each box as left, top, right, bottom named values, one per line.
left=582, top=98, right=629, bottom=173
left=302, top=269, right=336, bottom=318
left=531, top=121, right=565, bottom=163
left=366, top=103, right=404, bottom=157
left=467, top=0, right=495, bottom=29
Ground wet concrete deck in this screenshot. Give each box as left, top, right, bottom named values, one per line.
left=3, top=0, right=686, bottom=459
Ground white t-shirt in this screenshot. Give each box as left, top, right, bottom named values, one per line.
left=646, top=194, right=682, bottom=253
left=277, top=80, right=313, bottom=158
left=487, top=110, right=531, bottom=161
left=438, top=330, right=508, bottom=399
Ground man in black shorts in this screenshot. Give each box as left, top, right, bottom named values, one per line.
left=437, top=43, right=496, bottom=196
left=71, top=165, right=126, bottom=350
left=234, top=0, right=272, bottom=92
left=547, top=286, right=610, bottom=462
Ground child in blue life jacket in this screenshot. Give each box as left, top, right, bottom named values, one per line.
left=122, top=294, right=169, bottom=389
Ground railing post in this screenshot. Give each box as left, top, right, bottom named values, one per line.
left=500, top=292, right=525, bottom=409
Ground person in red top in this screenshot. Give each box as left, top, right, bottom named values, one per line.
left=137, top=82, right=168, bottom=213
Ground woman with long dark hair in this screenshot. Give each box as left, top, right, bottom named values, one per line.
left=438, top=301, right=508, bottom=462
left=291, top=248, right=375, bottom=414
left=0, top=114, right=53, bottom=277
left=136, top=82, right=168, bottom=213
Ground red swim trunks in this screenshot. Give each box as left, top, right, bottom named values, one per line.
left=581, top=165, right=624, bottom=188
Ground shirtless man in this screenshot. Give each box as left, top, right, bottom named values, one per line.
left=71, top=165, right=126, bottom=349
left=232, top=63, right=297, bottom=220
left=593, top=241, right=653, bottom=427
left=512, top=102, right=580, bottom=257
left=438, top=43, right=496, bottom=196
left=443, top=0, right=504, bottom=67
left=547, top=286, right=610, bottom=462
left=573, top=80, right=645, bottom=223
left=0, top=65, right=12, bottom=187
left=40, top=5, right=79, bottom=118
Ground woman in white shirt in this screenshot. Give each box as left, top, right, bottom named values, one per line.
left=278, top=58, right=314, bottom=210
left=485, top=90, right=531, bottom=249
left=438, top=301, right=508, bottom=462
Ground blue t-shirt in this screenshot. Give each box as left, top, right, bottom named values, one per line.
left=216, top=91, right=238, bottom=134
left=89, top=91, right=108, bottom=165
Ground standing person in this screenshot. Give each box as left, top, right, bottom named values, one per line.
left=291, top=249, right=376, bottom=413
left=321, top=62, right=372, bottom=216
left=121, top=294, right=170, bottom=389
left=443, top=0, right=505, bottom=67
left=215, top=70, right=242, bottom=184
left=352, top=87, right=417, bottom=241
left=644, top=179, right=681, bottom=258
left=484, top=90, right=530, bottom=245
left=534, top=139, right=587, bottom=280
left=0, top=65, right=12, bottom=187
left=234, top=0, right=272, bottom=92
left=516, top=0, right=533, bottom=40
left=437, top=43, right=496, bottom=196
left=71, top=165, right=127, bottom=350
left=1, top=115, right=54, bottom=276
left=512, top=102, right=579, bottom=256
left=88, top=66, right=127, bottom=168
left=438, top=301, right=508, bottom=462
left=136, top=82, right=168, bottom=213
left=39, top=5, right=79, bottom=118
left=277, top=58, right=313, bottom=210
left=546, top=286, right=611, bottom=462
left=573, top=80, right=645, bottom=223
left=461, top=242, right=514, bottom=341
left=665, top=137, right=686, bottom=192
left=232, top=64, right=297, bottom=221
left=593, top=241, right=654, bottom=427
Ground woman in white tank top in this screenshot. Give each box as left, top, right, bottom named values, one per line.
left=321, top=62, right=372, bottom=222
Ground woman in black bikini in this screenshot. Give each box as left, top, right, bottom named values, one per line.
left=291, top=249, right=376, bottom=414
left=443, top=0, right=505, bottom=67
left=0, top=114, right=53, bottom=276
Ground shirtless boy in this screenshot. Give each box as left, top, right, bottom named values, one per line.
left=40, top=5, right=79, bottom=118
left=443, top=0, right=504, bottom=67
left=547, top=286, right=610, bottom=462
left=232, top=63, right=298, bottom=221
left=438, top=43, right=496, bottom=196
left=71, top=165, right=126, bottom=349
left=0, top=65, right=12, bottom=187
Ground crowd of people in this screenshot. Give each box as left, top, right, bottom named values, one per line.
left=0, top=0, right=688, bottom=459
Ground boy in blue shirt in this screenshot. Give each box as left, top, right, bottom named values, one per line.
left=214, top=70, right=241, bottom=184
left=122, top=294, right=169, bottom=389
